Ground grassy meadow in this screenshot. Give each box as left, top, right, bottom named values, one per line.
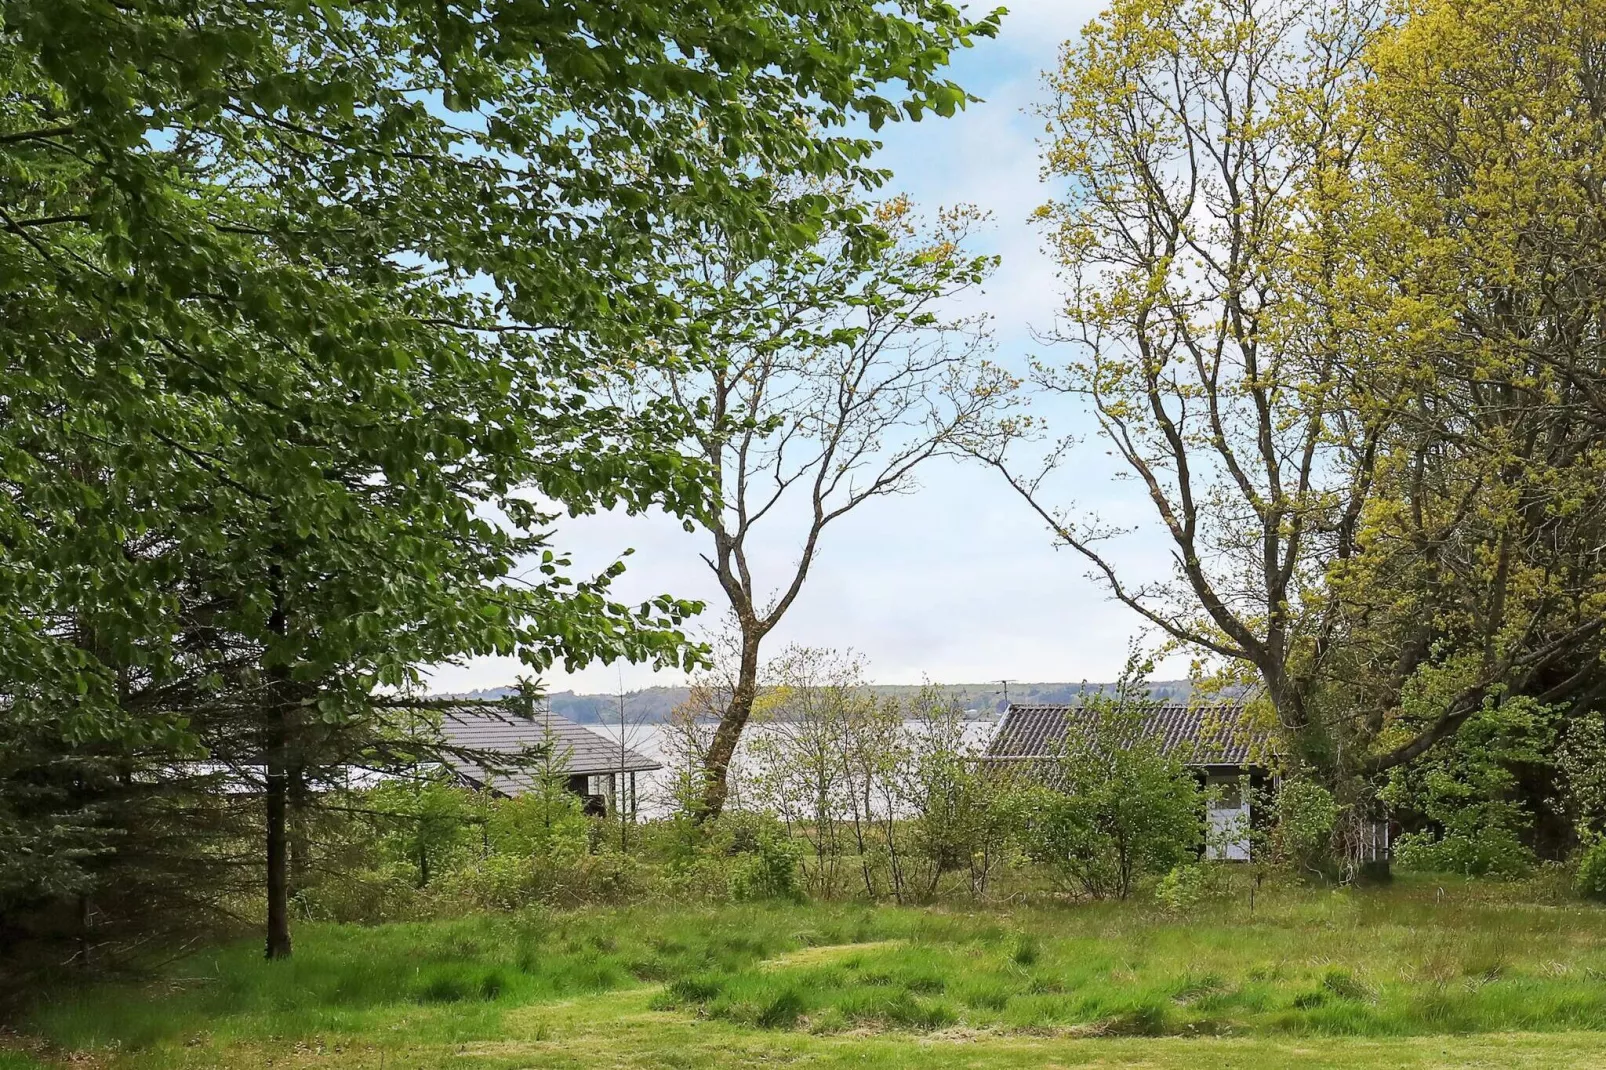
left=8, top=877, right=1606, bottom=1068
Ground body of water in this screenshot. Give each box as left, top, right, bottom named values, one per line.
left=586, top=719, right=1000, bottom=818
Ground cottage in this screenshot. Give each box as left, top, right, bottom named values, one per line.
left=984, top=702, right=1272, bottom=860
left=436, top=705, right=659, bottom=817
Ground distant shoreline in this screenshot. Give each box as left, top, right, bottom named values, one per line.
left=433, top=680, right=1198, bottom=726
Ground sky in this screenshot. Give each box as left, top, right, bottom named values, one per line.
left=426, top=0, right=1186, bottom=696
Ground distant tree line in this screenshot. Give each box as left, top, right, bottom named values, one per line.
left=516, top=680, right=1197, bottom=726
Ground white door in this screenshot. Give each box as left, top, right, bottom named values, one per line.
left=1205, top=777, right=1251, bottom=861
left=1206, top=802, right=1251, bottom=860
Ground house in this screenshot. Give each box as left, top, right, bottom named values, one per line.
left=435, top=705, right=659, bottom=817
left=984, top=702, right=1273, bottom=861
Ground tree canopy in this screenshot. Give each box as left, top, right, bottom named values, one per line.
left=0, top=0, right=1001, bottom=961
left=987, top=0, right=1606, bottom=859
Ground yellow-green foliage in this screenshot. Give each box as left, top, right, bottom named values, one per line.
left=1026, top=0, right=1606, bottom=813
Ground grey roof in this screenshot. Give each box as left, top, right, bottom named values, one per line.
left=985, top=703, right=1269, bottom=768
left=435, top=705, right=658, bottom=795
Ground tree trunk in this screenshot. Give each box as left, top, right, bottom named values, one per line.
left=264, top=699, right=292, bottom=960
left=699, top=627, right=761, bottom=818
left=288, top=766, right=309, bottom=898
left=264, top=558, right=293, bottom=961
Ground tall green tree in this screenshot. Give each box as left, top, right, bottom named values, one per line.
left=970, top=0, right=1389, bottom=762
left=1329, top=0, right=1606, bottom=779
left=1, top=0, right=1002, bottom=962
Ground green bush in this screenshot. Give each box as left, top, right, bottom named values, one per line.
left=485, top=787, right=590, bottom=862
left=1014, top=667, right=1201, bottom=899
left=1380, top=699, right=1545, bottom=879
left=571, top=851, right=652, bottom=904
left=1575, top=839, right=1606, bottom=901
left=728, top=829, right=804, bottom=902
left=659, top=854, right=739, bottom=903
left=431, top=853, right=542, bottom=912
left=1274, top=780, right=1338, bottom=876
left=365, top=778, right=479, bottom=888
left=1393, top=824, right=1533, bottom=879
left=297, top=862, right=421, bottom=923
left=1154, top=863, right=1231, bottom=912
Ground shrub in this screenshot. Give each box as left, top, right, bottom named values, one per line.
left=1393, top=823, right=1532, bottom=879
left=1575, top=839, right=1606, bottom=902
left=485, top=787, right=590, bottom=862
left=1559, top=717, right=1606, bottom=838
left=660, top=855, right=738, bottom=903
left=571, top=851, right=651, bottom=905
left=365, top=778, right=478, bottom=888
left=897, top=685, right=1019, bottom=900
left=432, top=853, right=541, bottom=912
left=297, top=862, right=422, bottom=923
left=728, top=829, right=803, bottom=902
left=1155, top=863, right=1231, bottom=912
left=1015, top=661, right=1201, bottom=899
left=1381, top=698, right=1546, bottom=879
left=1274, top=780, right=1338, bottom=876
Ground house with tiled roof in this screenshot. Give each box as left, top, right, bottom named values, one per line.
left=986, top=702, right=1271, bottom=771
left=985, top=701, right=1273, bottom=861
left=435, top=705, right=658, bottom=817
left=984, top=701, right=1391, bottom=864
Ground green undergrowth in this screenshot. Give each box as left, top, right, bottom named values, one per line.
left=15, top=878, right=1606, bottom=1068
left=656, top=896, right=1606, bottom=1038
left=24, top=903, right=914, bottom=1052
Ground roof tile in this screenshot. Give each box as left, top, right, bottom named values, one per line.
left=985, top=703, right=1268, bottom=767
left=435, top=705, right=659, bottom=794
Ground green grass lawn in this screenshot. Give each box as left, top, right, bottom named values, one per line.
left=10, top=877, right=1606, bottom=1068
